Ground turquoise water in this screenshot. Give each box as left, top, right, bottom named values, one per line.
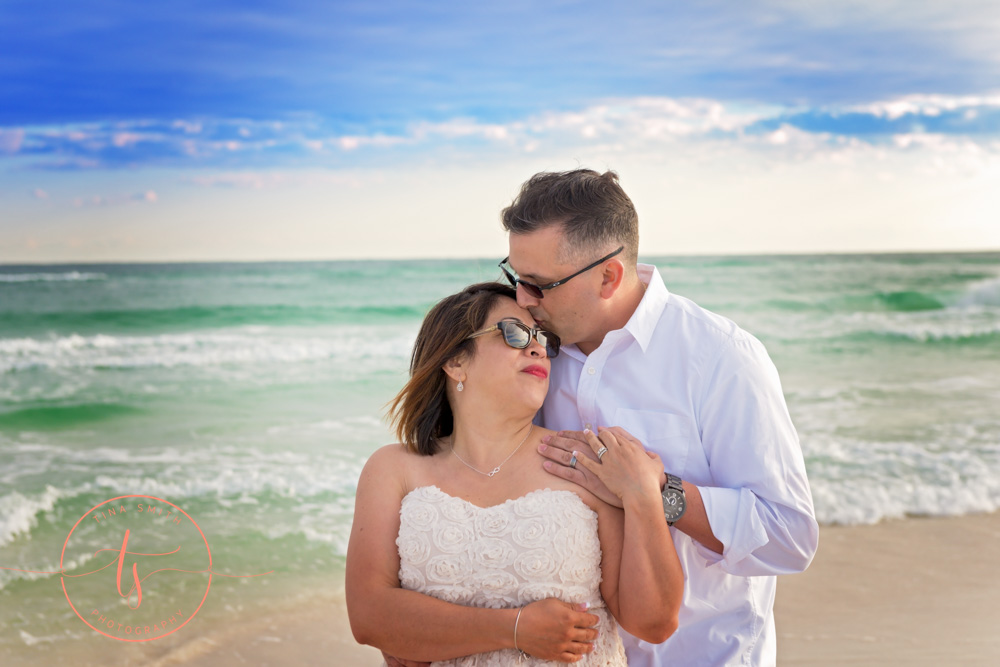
left=2, top=254, right=1000, bottom=653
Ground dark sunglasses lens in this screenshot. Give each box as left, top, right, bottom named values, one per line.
left=539, top=331, right=560, bottom=357
left=520, top=282, right=544, bottom=299
left=501, top=322, right=531, bottom=348
left=501, top=266, right=518, bottom=288
left=501, top=263, right=545, bottom=299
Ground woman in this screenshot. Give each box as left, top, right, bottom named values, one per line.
left=346, top=282, right=682, bottom=665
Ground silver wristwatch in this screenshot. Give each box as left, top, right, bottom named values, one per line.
left=661, top=473, right=687, bottom=526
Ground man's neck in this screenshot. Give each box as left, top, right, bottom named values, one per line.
left=576, top=274, right=647, bottom=355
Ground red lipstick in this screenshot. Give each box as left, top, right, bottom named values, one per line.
left=522, top=364, right=548, bottom=379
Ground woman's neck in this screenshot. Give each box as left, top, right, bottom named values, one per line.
left=447, top=407, right=536, bottom=469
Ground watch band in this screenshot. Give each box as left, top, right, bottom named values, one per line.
left=662, top=473, right=687, bottom=526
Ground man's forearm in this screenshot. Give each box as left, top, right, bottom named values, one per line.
left=678, top=484, right=819, bottom=576
left=662, top=474, right=724, bottom=554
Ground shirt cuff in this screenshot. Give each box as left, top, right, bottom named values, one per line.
left=697, top=486, right=769, bottom=570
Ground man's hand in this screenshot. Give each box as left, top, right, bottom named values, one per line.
left=539, top=431, right=622, bottom=508
left=549, top=428, right=724, bottom=555
left=575, top=427, right=664, bottom=506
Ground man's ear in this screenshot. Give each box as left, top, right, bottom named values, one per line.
left=599, top=259, right=625, bottom=299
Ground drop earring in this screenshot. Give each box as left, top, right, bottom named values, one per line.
left=457, top=380, right=464, bottom=392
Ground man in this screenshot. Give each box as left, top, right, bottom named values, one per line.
left=500, top=168, right=818, bottom=666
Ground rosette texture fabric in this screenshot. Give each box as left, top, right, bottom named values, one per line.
left=394, top=486, right=627, bottom=666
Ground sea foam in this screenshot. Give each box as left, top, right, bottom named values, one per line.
left=0, top=271, right=107, bottom=283
left=803, top=432, right=1000, bottom=525
left=956, top=276, right=1000, bottom=308
left=0, top=486, right=63, bottom=548
left=0, top=326, right=415, bottom=374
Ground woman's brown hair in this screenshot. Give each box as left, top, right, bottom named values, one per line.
left=387, top=281, right=517, bottom=455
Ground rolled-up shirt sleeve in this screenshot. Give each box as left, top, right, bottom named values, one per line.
left=693, top=334, right=819, bottom=576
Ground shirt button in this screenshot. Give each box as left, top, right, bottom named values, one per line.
left=585, top=423, right=592, bottom=430
left=587, top=367, right=596, bottom=375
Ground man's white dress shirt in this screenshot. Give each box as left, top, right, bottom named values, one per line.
left=540, top=264, right=819, bottom=666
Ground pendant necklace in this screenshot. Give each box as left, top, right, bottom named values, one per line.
left=451, top=425, right=533, bottom=478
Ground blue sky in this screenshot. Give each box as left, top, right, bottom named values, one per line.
left=2, top=1, right=1000, bottom=262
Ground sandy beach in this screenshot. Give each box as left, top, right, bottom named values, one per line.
left=14, top=511, right=997, bottom=666
left=774, top=511, right=1000, bottom=665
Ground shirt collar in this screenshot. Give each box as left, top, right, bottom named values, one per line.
left=624, top=263, right=669, bottom=353
left=562, top=263, right=668, bottom=361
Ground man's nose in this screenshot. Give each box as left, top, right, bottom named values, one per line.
left=516, top=284, right=540, bottom=309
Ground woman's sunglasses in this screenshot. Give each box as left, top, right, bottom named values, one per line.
left=467, top=320, right=561, bottom=358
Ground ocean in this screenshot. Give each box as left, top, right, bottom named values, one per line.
left=2, top=253, right=1000, bottom=657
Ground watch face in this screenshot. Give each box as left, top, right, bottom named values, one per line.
left=662, top=489, right=685, bottom=522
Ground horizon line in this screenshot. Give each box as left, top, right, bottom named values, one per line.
left=3, top=247, right=1000, bottom=268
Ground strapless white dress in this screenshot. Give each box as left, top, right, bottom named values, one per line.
left=395, top=485, right=627, bottom=666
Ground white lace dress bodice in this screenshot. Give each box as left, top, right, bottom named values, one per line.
left=394, top=485, right=627, bottom=666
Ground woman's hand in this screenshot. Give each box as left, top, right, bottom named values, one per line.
left=576, top=427, right=664, bottom=507
left=539, top=431, right=621, bottom=507
left=379, top=598, right=598, bottom=665
left=381, top=653, right=429, bottom=667
left=516, top=599, right=600, bottom=663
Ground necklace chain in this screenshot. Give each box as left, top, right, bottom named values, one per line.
left=451, top=425, right=533, bottom=478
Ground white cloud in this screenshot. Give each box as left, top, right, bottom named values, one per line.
left=112, top=132, right=144, bottom=148
left=184, top=171, right=368, bottom=190
left=71, top=191, right=161, bottom=208
left=335, top=134, right=407, bottom=151
left=0, top=128, right=25, bottom=153
left=315, top=96, right=996, bottom=177
left=5, top=93, right=999, bottom=175
left=847, top=93, right=1000, bottom=119
left=411, top=118, right=511, bottom=141
left=172, top=120, right=203, bottom=134
left=306, top=95, right=999, bottom=173
left=337, top=136, right=360, bottom=151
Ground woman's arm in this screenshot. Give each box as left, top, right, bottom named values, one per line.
left=345, top=445, right=600, bottom=663
left=583, top=428, right=683, bottom=644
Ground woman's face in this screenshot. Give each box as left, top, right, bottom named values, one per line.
left=459, top=297, right=552, bottom=411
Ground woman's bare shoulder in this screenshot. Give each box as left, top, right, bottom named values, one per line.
left=361, top=442, right=448, bottom=489
left=365, top=442, right=414, bottom=462
left=356, top=443, right=410, bottom=479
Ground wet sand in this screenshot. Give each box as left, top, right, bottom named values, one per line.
left=7, top=512, right=998, bottom=665
left=774, top=510, right=1000, bottom=665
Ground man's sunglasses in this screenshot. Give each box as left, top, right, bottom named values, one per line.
left=499, top=246, right=624, bottom=299
left=467, top=320, right=561, bottom=358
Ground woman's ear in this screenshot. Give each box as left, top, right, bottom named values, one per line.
left=442, top=354, right=466, bottom=383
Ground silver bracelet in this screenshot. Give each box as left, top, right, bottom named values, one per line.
left=513, top=607, right=528, bottom=660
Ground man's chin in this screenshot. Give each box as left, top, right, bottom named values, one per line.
left=539, top=322, right=562, bottom=337
left=529, top=310, right=552, bottom=330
